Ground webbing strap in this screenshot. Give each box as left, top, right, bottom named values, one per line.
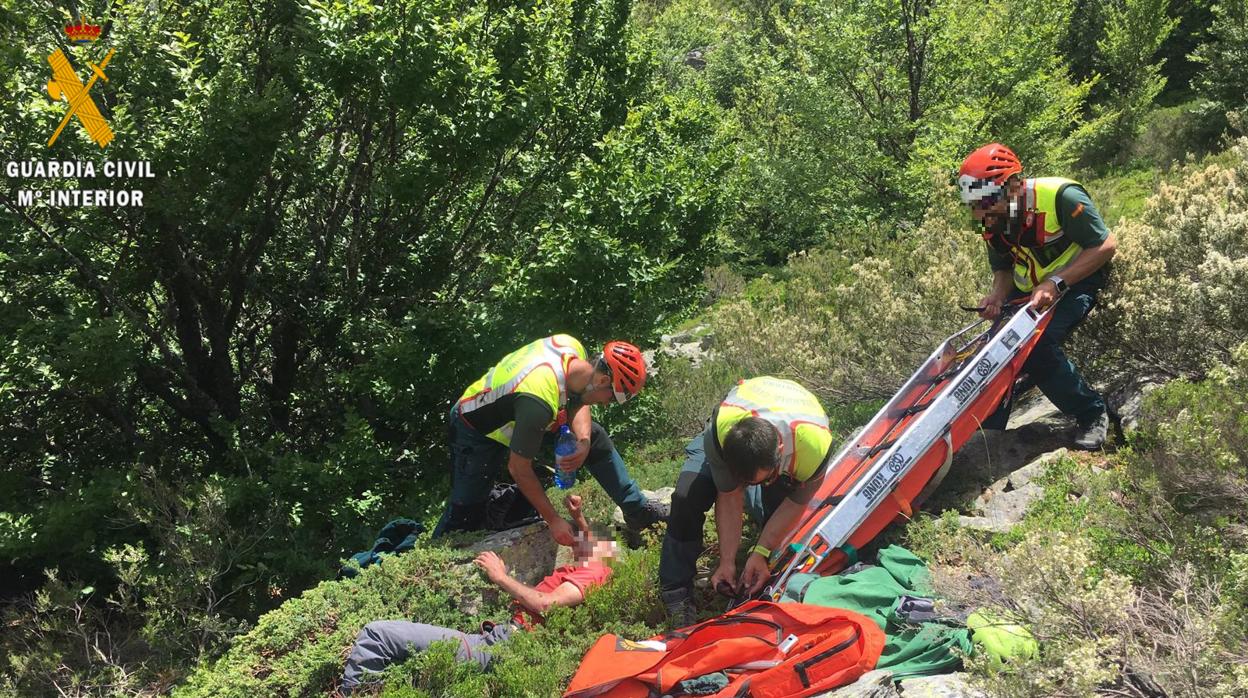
left=838, top=543, right=858, bottom=567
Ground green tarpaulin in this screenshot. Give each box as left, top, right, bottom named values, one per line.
left=780, top=545, right=973, bottom=680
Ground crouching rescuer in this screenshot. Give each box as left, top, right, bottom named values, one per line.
left=958, top=143, right=1118, bottom=450
left=433, top=335, right=668, bottom=546
left=659, top=377, right=833, bottom=626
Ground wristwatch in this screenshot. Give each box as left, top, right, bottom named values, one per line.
left=1048, top=274, right=1068, bottom=294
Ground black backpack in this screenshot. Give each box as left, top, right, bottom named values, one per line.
left=484, top=482, right=542, bottom=531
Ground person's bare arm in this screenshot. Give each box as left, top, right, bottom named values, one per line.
left=564, top=494, right=590, bottom=535
left=1054, top=232, right=1117, bottom=286
left=508, top=452, right=574, bottom=545
left=739, top=498, right=806, bottom=594
left=474, top=552, right=584, bottom=614
left=980, top=270, right=1015, bottom=319
left=1030, top=232, right=1118, bottom=309
left=559, top=403, right=593, bottom=471
left=710, top=488, right=745, bottom=592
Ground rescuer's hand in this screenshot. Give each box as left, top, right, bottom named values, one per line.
left=711, top=562, right=738, bottom=596
left=1028, top=280, right=1059, bottom=311
left=978, top=293, right=1006, bottom=320
left=740, top=553, right=771, bottom=596
left=547, top=517, right=576, bottom=547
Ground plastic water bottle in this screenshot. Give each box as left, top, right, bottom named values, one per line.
left=554, top=425, right=578, bottom=489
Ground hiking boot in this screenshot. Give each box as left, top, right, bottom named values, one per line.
left=661, top=587, right=697, bottom=628
left=624, top=498, right=670, bottom=534
left=1073, top=410, right=1109, bottom=451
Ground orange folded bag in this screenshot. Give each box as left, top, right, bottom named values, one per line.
left=564, top=601, right=885, bottom=698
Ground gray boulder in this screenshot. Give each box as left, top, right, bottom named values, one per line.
left=957, top=447, right=1071, bottom=534
left=658, top=325, right=715, bottom=367
left=1106, top=375, right=1168, bottom=434
left=682, top=46, right=709, bottom=70
left=924, top=392, right=1069, bottom=513
left=466, top=522, right=557, bottom=586
left=958, top=482, right=1044, bottom=534
left=815, top=670, right=900, bottom=698
left=445, top=522, right=559, bottom=615
left=897, top=673, right=989, bottom=698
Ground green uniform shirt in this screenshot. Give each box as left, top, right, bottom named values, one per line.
left=987, top=184, right=1110, bottom=285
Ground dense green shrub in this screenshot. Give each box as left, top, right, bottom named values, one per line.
left=1129, top=342, right=1248, bottom=517
left=0, top=0, right=725, bottom=690
left=1074, top=0, right=1177, bottom=167
left=660, top=189, right=985, bottom=407
left=1078, top=139, right=1248, bottom=382
left=170, top=535, right=666, bottom=697
left=906, top=342, right=1248, bottom=697
left=633, top=0, right=1096, bottom=267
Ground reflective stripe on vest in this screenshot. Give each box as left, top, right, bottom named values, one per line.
left=457, top=335, right=586, bottom=446
left=1007, top=177, right=1083, bottom=292
left=715, top=377, right=831, bottom=481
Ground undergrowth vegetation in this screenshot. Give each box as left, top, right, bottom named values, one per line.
left=162, top=140, right=1248, bottom=697
left=1079, top=139, right=1248, bottom=383
left=908, top=340, right=1248, bottom=697
left=167, top=532, right=670, bottom=698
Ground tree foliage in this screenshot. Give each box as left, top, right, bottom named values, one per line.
left=635, top=0, right=1096, bottom=266
left=1, top=0, right=722, bottom=685
left=2, top=0, right=1244, bottom=692
left=1193, top=0, right=1248, bottom=117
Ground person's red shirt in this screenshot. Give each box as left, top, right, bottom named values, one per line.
left=510, top=561, right=612, bottom=629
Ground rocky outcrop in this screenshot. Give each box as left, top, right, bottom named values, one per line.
left=816, top=670, right=900, bottom=698
left=956, top=448, right=1068, bottom=534
left=922, top=391, right=1069, bottom=515
left=813, top=671, right=989, bottom=698
left=658, top=325, right=715, bottom=367
left=465, top=522, right=557, bottom=587
left=683, top=46, right=709, bottom=70
left=1106, top=374, right=1169, bottom=434
left=897, top=673, right=988, bottom=698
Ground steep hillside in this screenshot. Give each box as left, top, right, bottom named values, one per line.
left=174, top=143, right=1248, bottom=697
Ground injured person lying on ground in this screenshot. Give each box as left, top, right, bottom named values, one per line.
left=339, top=495, right=616, bottom=694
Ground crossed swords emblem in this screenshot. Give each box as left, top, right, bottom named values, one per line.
left=46, top=47, right=116, bottom=148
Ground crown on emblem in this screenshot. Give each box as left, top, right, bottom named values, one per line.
left=64, top=20, right=102, bottom=44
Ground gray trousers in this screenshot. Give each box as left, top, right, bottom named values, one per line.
left=341, top=619, right=513, bottom=691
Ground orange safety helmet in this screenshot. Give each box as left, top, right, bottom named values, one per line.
left=957, top=143, right=1023, bottom=205
left=600, top=341, right=647, bottom=404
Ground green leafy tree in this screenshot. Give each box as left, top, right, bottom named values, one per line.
left=1, top=0, right=724, bottom=688
left=1087, top=0, right=1179, bottom=161
left=1193, top=0, right=1248, bottom=117
left=637, top=0, right=1095, bottom=266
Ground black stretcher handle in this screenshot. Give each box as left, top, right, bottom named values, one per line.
left=960, top=297, right=1030, bottom=312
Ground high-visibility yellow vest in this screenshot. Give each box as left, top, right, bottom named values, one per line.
left=998, top=177, right=1084, bottom=292
left=457, top=334, right=587, bottom=446
left=714, top=377, right=833, bottom=481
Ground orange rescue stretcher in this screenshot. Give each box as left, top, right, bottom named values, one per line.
left=763, top=299, right=1057, bottom=600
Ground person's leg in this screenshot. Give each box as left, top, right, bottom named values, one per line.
left=433, top=413, right=509, bottom=537
left=1025, top=284, right=1106, bottom=424
left=743, top=484, right=765, bottom=525
left=578, top=420, right=649, bottom=518
left=341, top=621, right=490, bottom=691
left=983, top=284, right=1104, bottom=429
left=659, top=427, right=719, bottom=595
left=756, top=478, right=796, bottom=524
